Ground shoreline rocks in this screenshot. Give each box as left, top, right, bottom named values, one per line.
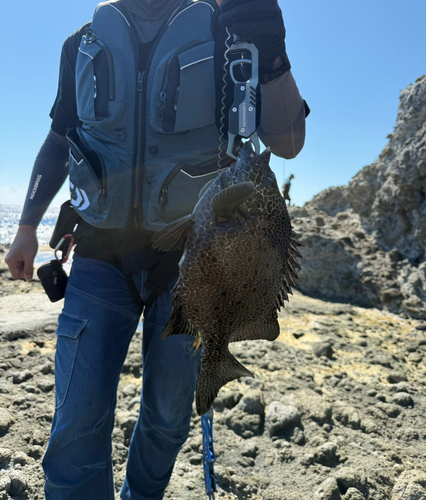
left=1, top=276, right=426, bottom=499
left=291, top=75, right=426, bottom=320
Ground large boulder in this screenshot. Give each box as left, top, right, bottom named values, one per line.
left=291, top=75, right=426, bottom=318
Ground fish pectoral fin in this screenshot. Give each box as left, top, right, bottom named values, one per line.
left=152, top=214, right=194, bottom=252
left=211, top=182, right=255, bottom=218
left=162, top=312, right=197, bottom=339
left=198, top=178, right=215, bottom=199
left=229, top=321, right=280, bottom=343
left=196, top=350, right=253, bottom=415
left=162, top=292, right=198, bottom=339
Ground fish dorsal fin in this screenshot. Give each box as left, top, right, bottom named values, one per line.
left=151, top=214, right=194, bottom=252
left=277, top=231, right=304, bottom=308
left=211, top=182, right=255, bottom=218
left=199, top=178, right=215, bottom=199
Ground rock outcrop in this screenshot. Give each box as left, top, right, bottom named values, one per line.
left=291, top=75, right=426, bottom=319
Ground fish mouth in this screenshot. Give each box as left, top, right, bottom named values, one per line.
left=260, top=169, right=276, bottom=185
left=264, top=172, right=276, bottom=182
left=224, top=144, right=275, bottom=187
left=259, top=147, right=272, bottom=161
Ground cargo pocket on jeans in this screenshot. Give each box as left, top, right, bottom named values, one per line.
left=55, top=312, right=88, bottom=410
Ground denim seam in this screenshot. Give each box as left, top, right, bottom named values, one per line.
left=67, top=283, right=142, bottom=320
left=93, top=404, right=115, bottom=431
left=106, top=410, right=115, bottom=500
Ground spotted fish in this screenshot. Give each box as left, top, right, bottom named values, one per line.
left=152, top=143, right=302, bottom=415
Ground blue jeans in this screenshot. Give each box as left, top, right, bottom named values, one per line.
left=42, top=254, right=201, bottom=499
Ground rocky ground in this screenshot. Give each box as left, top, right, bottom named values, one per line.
left=2, top=244, right=426, bottom=500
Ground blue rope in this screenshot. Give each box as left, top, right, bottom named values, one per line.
left=201, top=408, right=217, bottom=499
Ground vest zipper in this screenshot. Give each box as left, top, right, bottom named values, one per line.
left=157, top=40, right=206, bottom=123
left=133, top=70, right=145, bottom=209
left=97, top=156, right=107, bottom=206
left=159, top=164, right=184, bottom=212
left=69, top=150, right=106, bottom=206
left=85, top=29, right=115, bottom=101
left=71, top=131, right=107, bottom=206
left=131, top=1, right=188, bottom=216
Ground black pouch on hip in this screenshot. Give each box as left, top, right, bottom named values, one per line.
left=37, top=260, right=68, bottom=303
left=50, top=200, right=81, bottom=250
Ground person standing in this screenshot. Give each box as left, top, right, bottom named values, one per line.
left=5, top=0, right=309, bottom=498
left=282, top=173, right=295, bottom=205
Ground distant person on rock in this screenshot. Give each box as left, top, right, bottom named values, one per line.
left=282, top=174, right=294, bottom=205
left=5, top=0, right=308, bottom=498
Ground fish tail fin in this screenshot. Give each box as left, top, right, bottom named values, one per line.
left=196, top=350, right=253, bottom=415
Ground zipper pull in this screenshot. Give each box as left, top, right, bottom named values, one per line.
left=158, top=91, right=167, bottom=109
left=137, top=71, right=144, bottom=92
left=85, top=28, right=97, bottom=44
left=160, top=186, right=168, bottom=211
left=157, top=91, right=167, bottom=121
left=98, top=189, right=106, bottom=206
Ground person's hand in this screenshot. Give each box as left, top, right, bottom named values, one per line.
left=218, top=0, right=287, bottom=71
left=5, top=225, right=39, bottom=281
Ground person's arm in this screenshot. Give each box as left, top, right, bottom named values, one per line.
left=5, top=25, right=85, bottom=281
left=19, top=130, right=70, bottom=228
left=258, top=68, right=308, bottom=159
left=5, top=130, right=69, bottom=281
left=217, top=0, right=309, bottom=160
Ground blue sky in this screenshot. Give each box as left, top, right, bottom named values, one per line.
left=1, top=0, right=425, bottom=209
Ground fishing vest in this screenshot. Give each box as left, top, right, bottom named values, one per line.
left=67, top=0, right=221, bottom=232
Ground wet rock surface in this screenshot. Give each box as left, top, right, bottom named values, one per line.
left=2, top=243, right=426, bottom=499
left=290, top=75, right=426, bottom=320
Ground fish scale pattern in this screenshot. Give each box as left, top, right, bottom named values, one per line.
left=154, top=144, right=302, bottom=414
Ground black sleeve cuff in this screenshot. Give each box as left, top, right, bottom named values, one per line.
left=260, top=49, right=291, bottom=84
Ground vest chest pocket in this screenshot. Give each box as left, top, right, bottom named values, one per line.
left=148, top=157, right=221, bottom=227
left=76, top=31, right=116, bottom=123
left=151, top=40, right=216, bottom=134
left=67, top=129, right=108, bottom=222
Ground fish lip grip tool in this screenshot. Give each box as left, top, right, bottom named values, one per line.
left=226, top=39, right=260, bottom=160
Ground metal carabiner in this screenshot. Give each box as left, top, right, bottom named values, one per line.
left=54, top=234, right=75, bottom=264
left=226, top=40, right=260, bottom=160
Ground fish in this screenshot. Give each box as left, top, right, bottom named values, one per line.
left=152, top=143, right=302, bottom=415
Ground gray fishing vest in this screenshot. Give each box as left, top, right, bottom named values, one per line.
left=67, top=0, right=221, bottom=232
